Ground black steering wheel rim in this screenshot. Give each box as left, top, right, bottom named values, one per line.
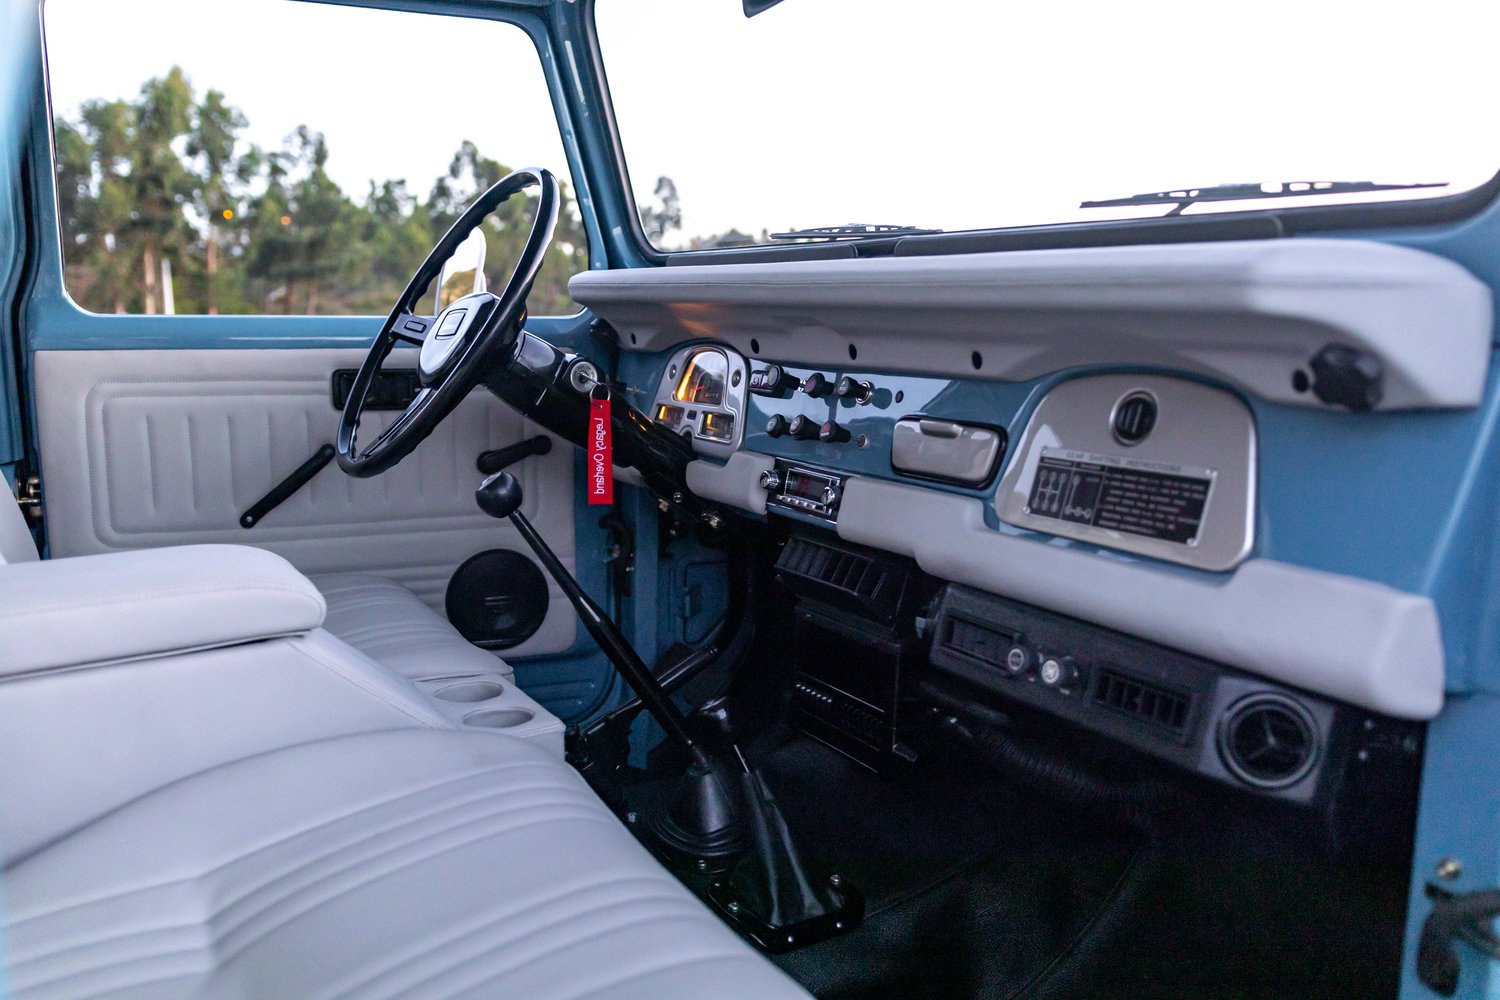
left=336, top=167, right=560, bottom=478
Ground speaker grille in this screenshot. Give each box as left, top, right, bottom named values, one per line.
left=445, top=550, right=549, bottom=649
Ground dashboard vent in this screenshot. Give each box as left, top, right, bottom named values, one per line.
left=778, top=536, right=885, bottom=601
left=1092, top=667, right=1191, bottom=733
left=1218, top=694, right=1319, bottom=790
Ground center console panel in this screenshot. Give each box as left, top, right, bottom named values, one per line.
left=774, top=532, right=923, bottom=769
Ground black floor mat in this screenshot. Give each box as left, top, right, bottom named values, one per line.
left=756, top=738, right=1144, bottom=999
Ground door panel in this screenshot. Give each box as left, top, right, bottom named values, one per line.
left=34, top=347, right=576, bottom=658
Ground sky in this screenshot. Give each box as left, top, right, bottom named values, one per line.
left=44, top=0, right=1500, bottom=250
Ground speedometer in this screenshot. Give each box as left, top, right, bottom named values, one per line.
left=673, top=349, right=729, bottom=406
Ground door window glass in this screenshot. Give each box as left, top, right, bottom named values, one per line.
left=45, top=0, right=586, bottom=315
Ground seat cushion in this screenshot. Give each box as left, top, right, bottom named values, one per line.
left=3, top=729, right=810, bottom=1000
left=314, top=572, right=514, bottom=681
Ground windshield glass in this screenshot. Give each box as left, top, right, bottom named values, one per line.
left=597, top=0, right=1500, bottom=251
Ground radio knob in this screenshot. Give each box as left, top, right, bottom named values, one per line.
left=759, top=470, right=782, bottom=492
left=788, top=415, right=820, bottom=440
left=818, top=420, right=851, bottom=444
left=765, top=414, right=790, bottom=438
left=1003, top=645, right=1031, bottom=676
left=1039, top=656, right=1079, bottom=689
left=821, top=484, right=841, bottom=506
left=835, top=376, right=874, bottom=403
left=802, top=373, right=832, bottom=397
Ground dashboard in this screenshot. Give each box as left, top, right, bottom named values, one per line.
left=591, top=237, right=1489, bottom=802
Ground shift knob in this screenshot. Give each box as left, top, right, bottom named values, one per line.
left=476, top=471, right=524, bottom=519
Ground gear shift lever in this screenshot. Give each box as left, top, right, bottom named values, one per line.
left=477, top=471, right=742, bottom=860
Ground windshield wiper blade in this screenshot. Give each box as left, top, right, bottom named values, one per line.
left=770, top=222, right=942, bottom=241
left=1081, top=180, right=1448, bottom=217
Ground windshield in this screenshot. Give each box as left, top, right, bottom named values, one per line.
left=597, top=0, right=1500, bottom=251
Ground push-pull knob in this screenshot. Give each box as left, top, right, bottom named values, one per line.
left=818, top=420, right=851, bottom=444
left=788, top=415, right=820, bottom=440
left=835, top=376, right=873, bottom=403
left=802, top=373, right=832, bottom=397
left=765, top=414, right=790, bottom=438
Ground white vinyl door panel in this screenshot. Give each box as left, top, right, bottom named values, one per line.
left=34, top=348, right=576, bottom=657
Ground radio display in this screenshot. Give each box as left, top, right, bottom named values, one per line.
left=783, top=469, right=832, bottom=503
left=1027, top=448, right=1212, bottom=545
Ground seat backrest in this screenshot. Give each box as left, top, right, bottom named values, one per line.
left=1, top=486, right=39, bottom=563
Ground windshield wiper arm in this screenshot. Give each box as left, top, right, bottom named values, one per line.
left=1081, top=180, right=1448, bottom=217
left=770, top=222, right=942, bottom=241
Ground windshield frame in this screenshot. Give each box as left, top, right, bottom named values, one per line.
left=583, top=0, right=1500, bottom=265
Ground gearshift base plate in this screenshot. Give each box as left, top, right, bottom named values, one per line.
left=704, top=870, right=864, bottom=953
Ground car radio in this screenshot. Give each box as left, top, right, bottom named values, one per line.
left=760, top=460, right=846, bottom=521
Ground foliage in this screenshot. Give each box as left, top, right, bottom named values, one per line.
left=55, top=67, right=588, bottom=316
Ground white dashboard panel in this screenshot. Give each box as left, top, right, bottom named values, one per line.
left=686, top=451, right=1445, bottom=719
left=573, top=238, right=1492, bottom=412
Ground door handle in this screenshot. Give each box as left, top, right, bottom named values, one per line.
left=240, top=444, right=335, bottom=528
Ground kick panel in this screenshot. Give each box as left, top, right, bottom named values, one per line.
left=997, top=374, right=1256, bottom=571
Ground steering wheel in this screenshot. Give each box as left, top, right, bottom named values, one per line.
left=336, top=168, right=559, bottom=478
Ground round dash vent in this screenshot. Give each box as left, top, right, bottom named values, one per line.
left=1217, top=694, right=1319, bottom=790
left=1111, top=391, right=1158, bottom=446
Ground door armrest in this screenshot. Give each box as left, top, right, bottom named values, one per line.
left=0, top=544, right=326, bottom=676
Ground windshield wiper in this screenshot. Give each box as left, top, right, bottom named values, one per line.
left=770, top=223, right=942, bottom=241
left=1081, top=180, right=1448, bottom=217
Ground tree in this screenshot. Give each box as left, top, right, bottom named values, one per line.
left=639, top=176, right=682, bottom=244
left=129, top=67, right=196, bottom=314
left=54, top=72, right=603, bottom=318
left=186, top=89, right=249, bottom=314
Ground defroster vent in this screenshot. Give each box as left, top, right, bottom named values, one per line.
left=778, top=536, right=884, bottom=600
left=1092, top=667, right=1192, bottom=734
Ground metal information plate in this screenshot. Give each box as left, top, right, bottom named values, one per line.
left=1025, top=448, right=1215, bottom=545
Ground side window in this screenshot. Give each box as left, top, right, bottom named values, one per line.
left=43, top=0, right=586, bottom=316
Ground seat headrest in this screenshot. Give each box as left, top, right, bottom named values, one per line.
left=1, top=482, right=39, bottom=564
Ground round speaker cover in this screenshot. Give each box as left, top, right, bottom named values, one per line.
left=445, top=550, right=549, bottom=649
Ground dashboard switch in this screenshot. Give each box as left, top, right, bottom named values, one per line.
left=750, top=364, right=793, bottom=397
left=835, top=376, right=874, bottom=403
left=802, top=373, right=832, bottom=397
left=1003, top=645, right=1031, bottom=676
left=788, top=415, right=820, bottom=440
left=1039, top=656, right=1080, bottom=689
left=765, top=414, right=790, bottom=438
left=818, top=420, right=851, bottom=444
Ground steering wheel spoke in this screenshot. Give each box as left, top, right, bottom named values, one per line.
left=388, top=313, right=433, bottom=346
left=335, top=168, right=561, bottom=478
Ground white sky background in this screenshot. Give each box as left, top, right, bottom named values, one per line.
left=44, top=0, right=1500, bottom=249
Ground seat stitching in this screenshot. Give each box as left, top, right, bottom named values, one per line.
left=290, top=638, right=445, bottom=728
left=5, top=757, right=551, bottom=920
left=10, top=793, right=603, bottom=982
left=0, top=582, right=324, bottom=622
left=380, top=905, right=733, bottom=1000
left=215, top=811, right=619, bottom=966
left=322, top=875, right=680, bottom=999
left=213, top=790, right=595, bottom=945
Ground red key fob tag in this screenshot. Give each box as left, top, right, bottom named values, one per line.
left=587, top=385, right=614, bottom=506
